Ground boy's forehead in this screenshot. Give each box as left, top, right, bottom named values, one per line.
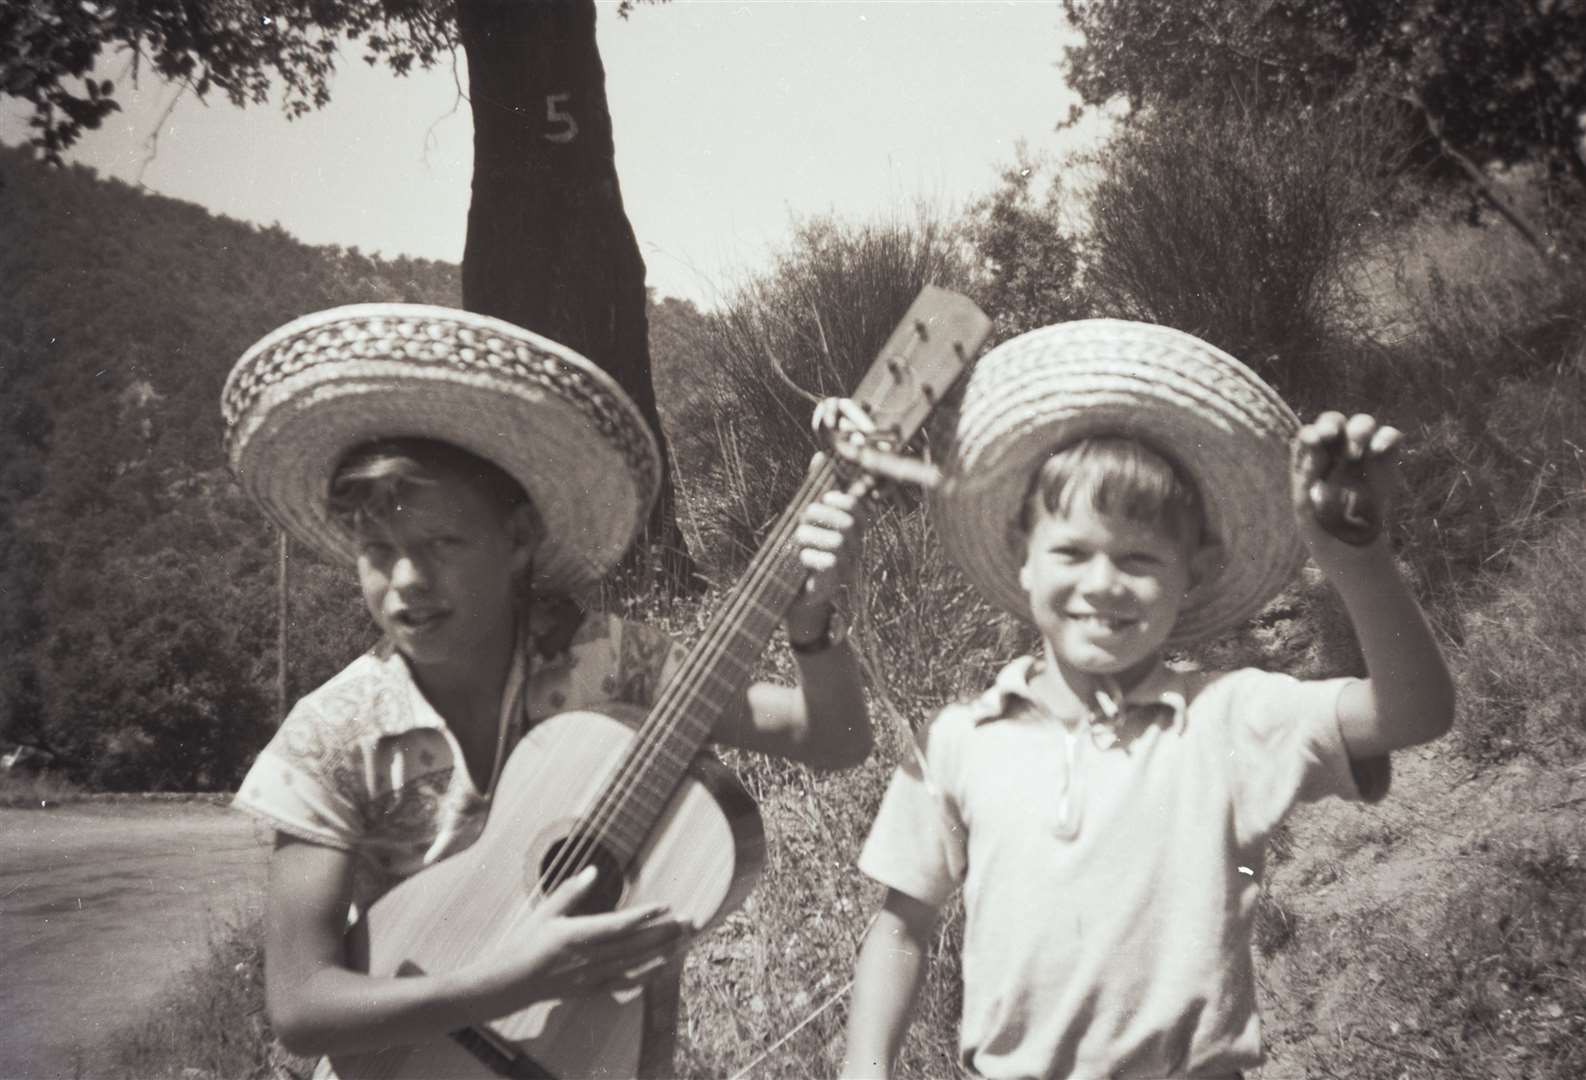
left=348, top=478, right=502, bottom=531
left=1026, top=495, right=1196, bottom=551
left=1032, top=496, right=1160, bottom=530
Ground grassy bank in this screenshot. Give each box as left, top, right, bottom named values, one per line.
left=98, top=915, right=313, bottom=1080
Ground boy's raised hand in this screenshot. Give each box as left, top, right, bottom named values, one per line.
left=1291, top=411, right=1456, bottom=757
left=787, top=451, right=867, bottom=631
left=1293, top=411, right=1404, bottom=554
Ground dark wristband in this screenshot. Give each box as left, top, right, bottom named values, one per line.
left=789, top=606, right=842, bottom=654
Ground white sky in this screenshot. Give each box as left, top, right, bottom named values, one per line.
left=2, top=0, right=1107, bottom=309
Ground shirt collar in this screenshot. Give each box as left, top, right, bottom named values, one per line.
left=373, top=624, right=538, bottom=737
left=970, top=654, right=1189, bottom=734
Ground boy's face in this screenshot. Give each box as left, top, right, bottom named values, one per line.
left=1019, top=498, right=1197, bottom=683
left=353, top=471, right=534, bottom=683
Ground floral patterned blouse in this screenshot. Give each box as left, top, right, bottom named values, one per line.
left=232, top=604, right=685, bottom=914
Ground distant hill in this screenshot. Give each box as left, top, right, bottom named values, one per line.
left=0, top=145, right=462, bottom=790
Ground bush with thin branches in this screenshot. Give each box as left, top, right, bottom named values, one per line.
left=1082, top=101, right=1402, bottom=401
left=674, top=212, right=979, bottom=581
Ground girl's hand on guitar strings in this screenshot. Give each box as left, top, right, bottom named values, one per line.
left=464, top=866, right=691, bottom=1018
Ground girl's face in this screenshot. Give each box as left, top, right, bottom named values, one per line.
left=1019, top=498, right=1198, bottom=687
left=353, top=474, right=533, bottom=686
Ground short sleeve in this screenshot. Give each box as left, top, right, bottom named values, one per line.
left=857, top=711, right=970, bottom=908
left=232, top=695, right=367, bottom=850
left=611, top=618, right=688, bottom=709
left=1224, top=670, right=1382, bottom=841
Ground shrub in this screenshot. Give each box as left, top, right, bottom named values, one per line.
left=963, top=152, right=1089, bottom=343
left=1081, top=100, right=1399, bottom=403
left=0, top=766, right=85, bottom=808
left=649, top=213, right=1028, bottom=1076
left=672, top=211, right=977, bottom=582
left=1350, top=237, right=1586, bottom=626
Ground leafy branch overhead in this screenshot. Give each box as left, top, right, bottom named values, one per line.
left=3, top=0, right=697, bottom=589
left=1061, top=0, right=1586, bottom=192
left=2, top=0, right=459, bottom=164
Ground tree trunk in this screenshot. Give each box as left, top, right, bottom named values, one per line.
left=457, top=0, right=697, bottom=594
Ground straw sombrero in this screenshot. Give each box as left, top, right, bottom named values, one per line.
left=222, top=304, right=661, bottom=594
left=932, top=319, right=1303, bottom=646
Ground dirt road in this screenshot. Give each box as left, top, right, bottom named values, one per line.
left=0, top=800, right=271, bottom=1080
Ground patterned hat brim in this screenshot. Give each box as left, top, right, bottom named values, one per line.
left=222, top=304, right=661, bottom=594
left=931, top=319, right=1304, bottom=646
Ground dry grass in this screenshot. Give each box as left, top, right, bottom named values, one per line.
left=675, top=747, right=967, bottom=1080
left=665, top=502, right=1016, bottom=1078
left=1264, top=788, right=1586, bottom=1080
left=1450, top=514, right=1586, bottom=764
left=97, top=914, right=312, bottom=1080
left=1340, top=207, right=1586, bottom=635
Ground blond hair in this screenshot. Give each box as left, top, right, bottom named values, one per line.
left=1015, top=436, right=1207, bottom=549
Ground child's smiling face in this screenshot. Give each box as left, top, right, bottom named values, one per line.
left=1019, top=498, right=1197, bottom=685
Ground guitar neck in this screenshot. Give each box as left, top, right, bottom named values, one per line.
left=583, top=459, right=839, bottom=866
left=558, top=286, right=988, bottom=877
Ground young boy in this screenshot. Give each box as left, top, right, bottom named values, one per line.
left=221, top=304, right=872, bottom=1070
left=841, top=319, right=1454, bottom=1080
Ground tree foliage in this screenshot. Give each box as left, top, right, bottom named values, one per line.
left=2, top=0, right=453, bottom=163
left=1062, top=0, right=1586, bottom=191
left=0, top=146, right=450, bottom=789
left=963, top=152, right=1087, bottom=343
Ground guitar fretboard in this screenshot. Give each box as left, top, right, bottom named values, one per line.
left=571, top=459, right=838, bottom=867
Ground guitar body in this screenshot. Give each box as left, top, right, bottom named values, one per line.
left=331, top=705, right=765, bottom=1080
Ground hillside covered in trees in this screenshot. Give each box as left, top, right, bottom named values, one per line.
left=0, top=144, right=464, bottom=790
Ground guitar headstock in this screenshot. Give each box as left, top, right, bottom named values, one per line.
left=848, top=286, right=990, bottom=446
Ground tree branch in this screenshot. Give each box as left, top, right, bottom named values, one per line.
left=136, top=80, right=189, bottom=188
left=1403, top=91, right=1565, bottom=266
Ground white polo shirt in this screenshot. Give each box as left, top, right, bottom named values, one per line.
left=859, top=657, right=1385, bottom=1080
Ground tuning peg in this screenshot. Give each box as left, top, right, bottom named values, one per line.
left=811, top=396, right=877, bottom=447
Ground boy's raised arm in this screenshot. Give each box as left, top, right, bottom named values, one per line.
left=715, top=477, right=874, bottom=771
left=1294, top=411, right=1456, bottom=759
left=841, top=888, right=938, bottom=1080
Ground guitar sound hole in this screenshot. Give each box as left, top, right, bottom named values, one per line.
left=539, top=838, right=626, bottom=915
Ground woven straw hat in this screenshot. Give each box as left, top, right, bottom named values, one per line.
left=222, top=304, right=661, bottom=594
left=932, top=319, right=1303, bottom=646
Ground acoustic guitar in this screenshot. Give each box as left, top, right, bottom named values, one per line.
left=330, top=286, right=991, bottom=1080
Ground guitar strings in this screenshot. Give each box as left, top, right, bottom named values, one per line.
left=539, top=392, right=912, bottom=891
left=541, top=460, right=834, bottom=892
left=531, top=459, right=840, bottom=903
left=532, top=463, right=828, bottom=903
